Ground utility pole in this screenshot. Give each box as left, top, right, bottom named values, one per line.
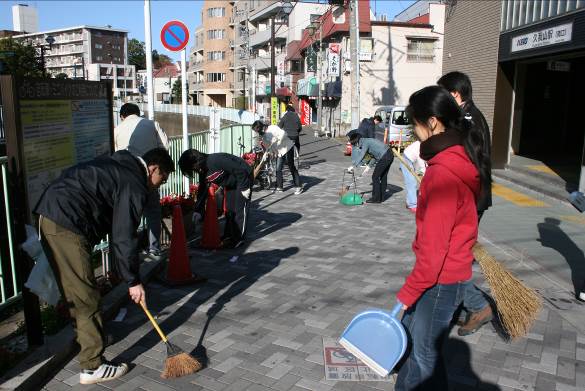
left=317, top=22, right=323, bottom=136
left=270, top=14, right=276, bottom=124
left=252, top=64, right=256, bottom=114
left=350, top=0, right=360, bottom=129
left=144, top=0, right=155, bottom=120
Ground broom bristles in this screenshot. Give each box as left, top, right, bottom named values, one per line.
left=161, top=351, right=202, bottom=379
left=473, top=243, right=542, bottom=339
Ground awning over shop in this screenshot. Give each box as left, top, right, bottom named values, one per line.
left=324, top=80, right=342, bottom=98
left=296, top=77, right=319, bottom=97
left=276, top=87, right=292, bottom=97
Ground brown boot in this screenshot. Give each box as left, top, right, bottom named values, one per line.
left=457, top=305, right=493, bottom=336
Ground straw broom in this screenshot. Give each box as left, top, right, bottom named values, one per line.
left=140, top=302, right=202, bottom=378
left=392, top=147, right=542, bottom=339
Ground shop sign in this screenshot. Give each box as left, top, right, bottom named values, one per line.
left=511, top=22, right=572, bottom=53
left=547, top=60, right=571, bottom=72
left=328, top=43, right=341, bottom=77
left=307, top=51, right=317, bottom=72
left=271, top=96, right=279, bottom=125
left=300, top=98, right=310, bottom=126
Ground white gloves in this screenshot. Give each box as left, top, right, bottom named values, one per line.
left=241, top=188, right=251, bottom=199
left=347, top=166, right=354, bottom=173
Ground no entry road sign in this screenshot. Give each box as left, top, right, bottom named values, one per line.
left=160, top=20, right=189, bottom=52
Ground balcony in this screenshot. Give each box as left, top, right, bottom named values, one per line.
left=249, top=52, right=286, bottom=71
left=249, top=25, right=287, bottom=47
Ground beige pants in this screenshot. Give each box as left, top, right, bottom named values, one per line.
left=40, top=216, right=104, bottom=370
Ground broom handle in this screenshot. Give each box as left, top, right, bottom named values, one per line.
left=391, top=147, right=422, bottom=185
left=140, top=301, right=169, bottom=343
left=253, top=141, right=275, bottom=179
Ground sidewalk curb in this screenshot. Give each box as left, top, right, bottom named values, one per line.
left=0, top=258, right=163, bottom=391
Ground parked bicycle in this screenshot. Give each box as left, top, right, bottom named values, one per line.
left=238, top=137, right=274, bottom=191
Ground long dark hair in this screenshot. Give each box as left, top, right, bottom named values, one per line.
left=406, top=86, right=491, bottom=192
left=178, top=149, right=208, bottom=178
left=437, top=71, right=472, bottom=102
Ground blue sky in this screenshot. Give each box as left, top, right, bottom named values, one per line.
left=0, top=0, right=414, bottom=62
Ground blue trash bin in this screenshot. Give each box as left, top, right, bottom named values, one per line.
left=339, top=302, right=407, bottom=377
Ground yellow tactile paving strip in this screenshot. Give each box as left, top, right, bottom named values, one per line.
left=525, top=164, right=557, bottom=176
left=559, top=215, right=585, bottom=225
left=492, top=183, right=549, bottom=207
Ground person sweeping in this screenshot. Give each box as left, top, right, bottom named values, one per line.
left=347, top=133, right=394, bottom=204
left=251, top=120, right=303, bottom=194
left=34, top=148, right=203, bottom=384
left=179, top=149, right=253, bottom=249
left=394, top=86, right=491, bottom=390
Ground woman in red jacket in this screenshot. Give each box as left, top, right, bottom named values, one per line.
left=394, top=86, right=491, bottom=391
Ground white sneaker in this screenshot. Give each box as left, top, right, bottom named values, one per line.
left=80, top=362, right=129, bottom=384
left=579, top=291, right=585, bottom=302
left=294, top=186, right=303, bottom=195
left=275, top=187, right=284, bottom=193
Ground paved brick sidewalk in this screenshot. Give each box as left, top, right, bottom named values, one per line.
left=41, top=135, right=585, bottom=391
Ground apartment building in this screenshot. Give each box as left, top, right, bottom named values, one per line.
left=296, top=0, right=444, bottom=134
left=188, top=1, right=236, bottom=107
left=13, top=26, right=137, bottom=99
left=231, top=0, right=328, bottom=118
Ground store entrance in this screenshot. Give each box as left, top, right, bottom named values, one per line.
left=517, top=56, right=585, bottom=186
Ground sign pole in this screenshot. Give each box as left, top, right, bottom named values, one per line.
left=144, top=0, right=155, bottom=120
left=181, top=48, right=189, bottom=194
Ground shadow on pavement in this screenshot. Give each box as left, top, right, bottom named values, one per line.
left=109, top=209, right=302, bottom=369
left=537, top=217, right=585, bottom=295
left=192, top=247, right=300, bottom=366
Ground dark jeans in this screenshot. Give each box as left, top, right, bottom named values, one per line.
left=289, top=136, right=300, bottom=155
left=462, top=210, right=489, bottom=313
left=395, top=281, right=470, bottom=391
left=276, top=147, right=301, bottom=189
left=371, top=150, right=393, bottom=202
left=223, top=186, right=251, bottom=241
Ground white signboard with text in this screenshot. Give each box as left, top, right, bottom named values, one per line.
left=511, top=23, right=572, bottom=53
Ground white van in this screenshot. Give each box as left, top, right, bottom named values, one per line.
left=374, top=106, right=413, bottom=149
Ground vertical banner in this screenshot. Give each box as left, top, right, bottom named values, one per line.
left=328, top=43, right=341, bottom=77
left=271, top=97, right=279, bottom=125
left=280, top=101, right=287, bottom=117
left=307, top=50, right=317, bottom=72
left=300, top=98, right=310, bottom=126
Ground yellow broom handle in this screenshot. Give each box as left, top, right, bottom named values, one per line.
left=391, top=147, right=422, bottom=185
left=140, top=301, right=168, bottom=343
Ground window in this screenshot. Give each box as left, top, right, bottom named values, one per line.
left=96, top=55, right=103, bottom=61
left=207, top=29, right=225, bottom=40
left=392, top=110, right=409, bottom=126
left=206, top=72, right=225, bottom=82
left=289, top=60, right=301, bottom=73
left=238, top=71, right=245, bottom=82
left=95, top=43, right=103, bottom=49
left=207, top=51, right=225, bottom=61
left=207, top=7, right=225, bottom=17
left=406, top=38, right=435, bottom=62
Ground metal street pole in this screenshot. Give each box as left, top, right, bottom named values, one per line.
left=270, top=14, right=276, bottom=124
left=181, top=48, right=189, bottom=194
left=144, top=0, right=155, bottom=120
left=252, top=65, right=256, bottom=114
left=350, top=0, right=360, bottom=129
left=317, top=23, right=323, bottom=136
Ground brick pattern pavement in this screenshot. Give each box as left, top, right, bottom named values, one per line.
left=41, top=136, right=585, bottom=390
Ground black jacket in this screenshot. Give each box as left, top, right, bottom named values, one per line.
left=462, top=100, right=492, bottom=213
left=34, top=150, right=149, bottom=286
left=194, top=153, right=252, bottom=213
left=278, top=111, right=302, bottom=139
left=357, top=118, right=376, bottom=139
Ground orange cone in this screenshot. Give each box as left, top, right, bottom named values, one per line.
left=200, top=185, right=221, bottom=249
left=163, top=205, right=201, bottom=285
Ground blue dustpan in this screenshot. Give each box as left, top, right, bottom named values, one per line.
left=339, top=302, right=407, bottom=377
